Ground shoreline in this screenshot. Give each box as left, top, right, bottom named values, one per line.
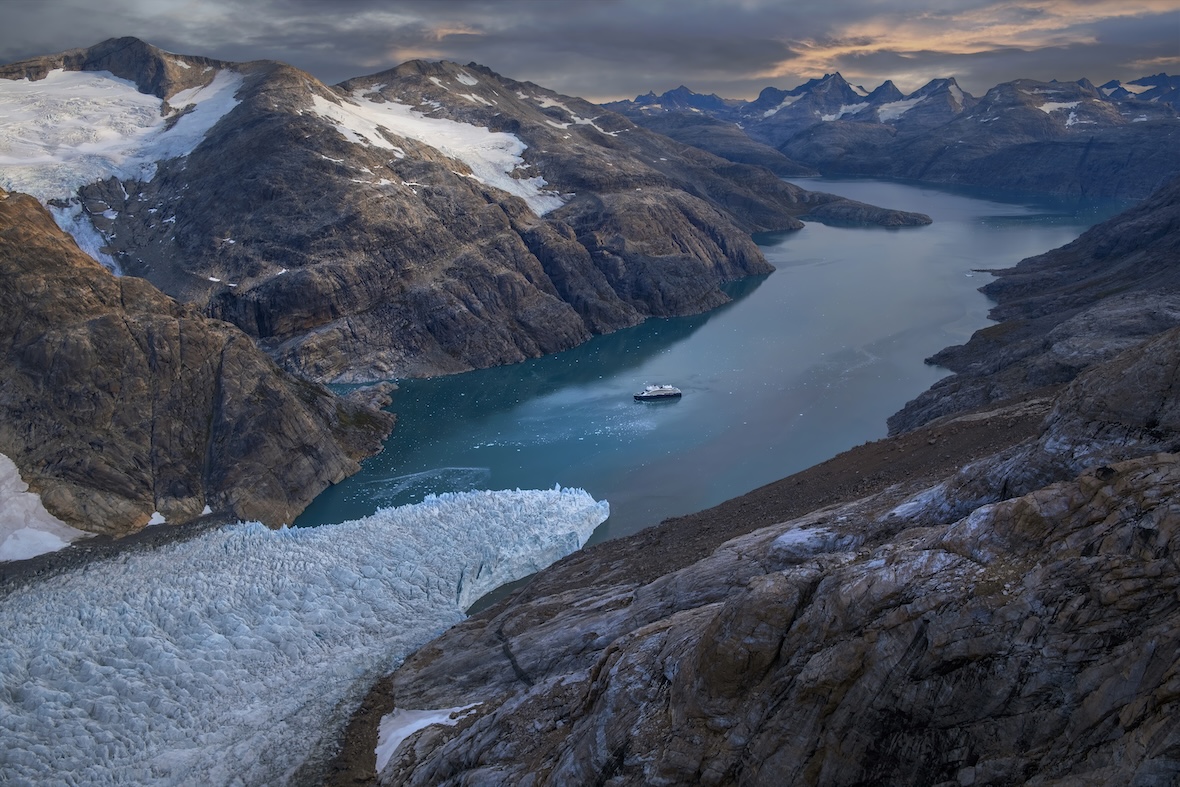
left=324, top=386, right=1058, bottom=785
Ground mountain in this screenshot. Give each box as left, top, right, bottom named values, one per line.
left=602, top=85, right=737, bottom=114
left=0, top=186, right=393, bottom=537
left=609, top=72, right=1180, bottom=199
left=337, top=172, right=1180, bottom=787
left=0, top=38, right=928, bottom=385
left=1101, top=73, right=1180, bottom=109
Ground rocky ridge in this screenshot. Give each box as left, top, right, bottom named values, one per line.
left=0, top=186, right=393, bottom=536
left=889, top=173, right=1180, bottom=433
left=336, top=171, right=1180, bottom=785
left=0, top=39, right=929, bottom=383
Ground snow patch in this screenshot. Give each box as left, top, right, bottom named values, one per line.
left=1120, top=82, right=1153, bottom=95
left=459, top=92, right=494, bottom=106
left=948, top=83, right=964, bottom=110
left=428, top=76, right=450, bottom=91
left=1038, top=100, right=1080, bottom=114
left=147, top=511, right=166, bottom=526
left=0, top=453, right=89, bottom=562
left=0, top=487, right=608, bottom=784
left=0, top=68, right=242, bottom=203
left=820, top=103, right=862, bottom=121
left=762, top=93, right=802, bottom=117
left=308, top=90, right=567, bottom=215
left=46, top=200, right=121, bottom=274
left=877, top=97, right=924, bottom=122
left=376, top=704, right=481, bottom=773
left=455, top=71, right=479, bottom=87
left=171, top=59, right=191, bottom=70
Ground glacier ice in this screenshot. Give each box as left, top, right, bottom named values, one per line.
left=0, top=453, right=89, bottom=562
left=0, top=487, right=608, bottom=785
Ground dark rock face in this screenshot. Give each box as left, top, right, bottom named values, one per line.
left=335, top=170, right=1180, bottom=787
left=2, top=40, right=928, bottom=383
left=370, top=331, right=1180, bottom=785
left=0, top=188, right=393, bottom=535
left=890, top=174, right=1180, bottom=433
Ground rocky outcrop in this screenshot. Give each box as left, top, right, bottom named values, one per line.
left=0, top=187, right=393, bottom=536
left=1, top=39, right=929, bottom=383
left=890, top=173, right=1180, bottom=433
left=364, top=325, right=1180, bottom=785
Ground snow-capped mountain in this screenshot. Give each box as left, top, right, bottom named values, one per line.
left=0, top=38, right=925, bottom=385
left=609, top=70, right=1180, bottom=199
left=1100, top=73, right=1180, bottom=109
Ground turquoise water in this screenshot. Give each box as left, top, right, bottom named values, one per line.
left=297, top=178, right=1129, bottom=544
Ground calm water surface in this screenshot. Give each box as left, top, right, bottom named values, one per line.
left=298, top=178, right=1129, bottom=545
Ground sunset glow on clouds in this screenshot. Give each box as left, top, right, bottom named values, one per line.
left=1, top=0, right=1176, bottom=100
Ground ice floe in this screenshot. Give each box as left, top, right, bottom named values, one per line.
left=0, top=487, right=608, bottom=785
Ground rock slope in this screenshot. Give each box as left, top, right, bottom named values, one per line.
left=0, top=187, right=392, bottom=536
left=890, top=172, right=1180, bottom=433
left=0, top=39, right=928, bottom=383
left=342, top=176, right=1180, bottom=786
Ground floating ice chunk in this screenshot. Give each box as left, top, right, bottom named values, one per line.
left=0, top=487, right=607, bottom=784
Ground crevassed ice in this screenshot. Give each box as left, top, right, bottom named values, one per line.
left=0, top=487, right=608, bottom=785
left=0, top=69, right=243, bottom=203
left=309, top=91, right=568, bottom=215
left=0, top=68, right=242, bottom=269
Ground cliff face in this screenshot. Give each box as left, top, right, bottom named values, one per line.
left=0, top=188, right=393, bottom=535
left=349, top=177, right=1180, bottom=786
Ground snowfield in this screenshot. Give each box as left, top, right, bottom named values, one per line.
left=310, top=89, right=568, bottom=215
left=0, top=454, right=89, bottom=562
left=0, top=68, right=242, bottom=203
left=0, top=488, right=608, bottom=785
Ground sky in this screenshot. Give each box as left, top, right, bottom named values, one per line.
left=1, top=0, right=1177, bottom=101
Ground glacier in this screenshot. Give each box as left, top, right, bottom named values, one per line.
left=0, top=487, right=608, bottom=785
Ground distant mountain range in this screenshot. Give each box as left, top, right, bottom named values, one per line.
left=605, top=72, right=1180, bottom=198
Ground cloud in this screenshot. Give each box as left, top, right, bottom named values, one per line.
left=0, top=0, right=1175, bottom=100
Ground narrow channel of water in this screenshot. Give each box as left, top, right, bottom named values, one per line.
left=297, top=178, right=1130, bottom=545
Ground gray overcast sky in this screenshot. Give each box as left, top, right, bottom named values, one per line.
left=1, top=1, right=1177, bottom=100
